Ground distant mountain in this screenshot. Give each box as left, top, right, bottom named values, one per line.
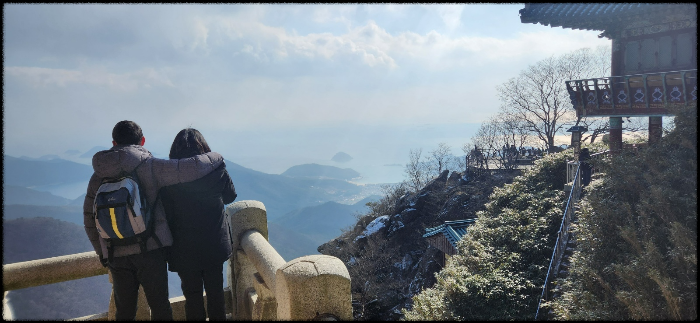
left=3, top=185, right=72, bottom=206
left=331, top=152, right=353, bottom=163
left=3, top=155, right=93, bottom=187
left=267, top=222, right=325, bottom=261
left=18, top=154, right=62, bottom=161
left=3, top=154, right=371, bottom=222
left=3, top=217, right=111, bottom=320
left=281, top=163, right=360, bottom=181
left=70, top=194, right=87, bottom=206
left=3, top=205, right=84, bottom=225
left=79, top=146, right=109, bottom=158
left=271, top=196, right=379, bottom=249
left=225, top=160, right=364, bottom=219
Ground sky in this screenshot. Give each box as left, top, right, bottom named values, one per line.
left=3, top=4, right=611, bottom=183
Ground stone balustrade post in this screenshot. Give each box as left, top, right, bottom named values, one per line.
left=226, top=200, right=353, bottom=321
left=226, top=200, right=276, bottom=320
left=275, top=255, right=352, bottom=320
left=3, top=291, right=13, bottom=321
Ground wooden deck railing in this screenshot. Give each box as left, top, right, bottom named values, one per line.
left=2, top=200, right=352, bottom=321
left=566, top=69, right=697, bottom=117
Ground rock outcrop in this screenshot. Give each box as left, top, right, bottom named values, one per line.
left=318, top=169, right=520, bottom=320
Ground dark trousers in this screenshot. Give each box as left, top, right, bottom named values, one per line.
left=581, top=167, right=592, bottom=187
left=177, top=263, right=226, bottom=321
left=108, top=248, right=173, bottom=321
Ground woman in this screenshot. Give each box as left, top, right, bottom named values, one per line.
left=160, top=128, right=236, bottom=321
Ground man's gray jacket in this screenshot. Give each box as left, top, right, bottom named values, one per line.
left=83, top=144, right=225, bottom=259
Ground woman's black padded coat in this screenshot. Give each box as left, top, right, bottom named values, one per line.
left=160, top=164, right=237, bottom=272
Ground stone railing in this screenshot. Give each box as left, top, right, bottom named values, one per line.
left=227, top=200, right=352, bottom=321
left=2, top=200, right=352, bottom=321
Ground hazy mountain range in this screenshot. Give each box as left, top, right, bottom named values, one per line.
left=3, top=154, right=381, bottom=219
left=281, top=163, right=361, bottom=181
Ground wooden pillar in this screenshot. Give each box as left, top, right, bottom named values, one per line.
left=609, top=117, right=623, bottom=152
left=649, top=116, right=662, bottom=144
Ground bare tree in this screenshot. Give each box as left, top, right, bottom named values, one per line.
left=498, top=45, right=614, bottom=152
left=405, top=149, right=431, bottom=192
left=464, top=112, right=538, bottom=171
left=578, top=116, right=646, bottom=144
left=464, top=120, right=499, bottom=170
left=450, top=154, right=466, bottom=173
left=429, top=142, right=452, bottom=174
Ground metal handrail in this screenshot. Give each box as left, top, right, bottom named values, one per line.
left=535, top=163, right=582, bottom=320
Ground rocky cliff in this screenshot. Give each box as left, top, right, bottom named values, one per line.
left=318, top=168, right=520, bottom=320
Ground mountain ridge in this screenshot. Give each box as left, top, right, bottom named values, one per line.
left=281, top=163, right=361, bottom=181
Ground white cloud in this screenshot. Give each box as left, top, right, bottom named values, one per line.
left=2, top=4, right=614, bottom=162
left=433, top=4, right=464, bottom=32
left=5, top=66, right=175, bottom=91
left=202, top=16, right=607, bottom=72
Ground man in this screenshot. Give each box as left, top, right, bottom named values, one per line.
left=83, top=120, right=225, bottom=320
left=579, top=148, right=592, bottom=187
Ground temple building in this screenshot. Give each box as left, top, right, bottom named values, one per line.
left=423, top=219, right=476, bottom=266
left=520, top=3, right=697, bottom=151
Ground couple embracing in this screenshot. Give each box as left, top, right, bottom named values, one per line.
left=83, top=120, right=236, bottom=321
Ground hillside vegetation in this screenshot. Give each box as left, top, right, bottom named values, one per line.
left=403, top=104, right=696, bottom=320
left=550, top=104, right=697, bottom=320
left=319, top=168, right=522, bottom=320
left=403, top=151, right=569, bottom=320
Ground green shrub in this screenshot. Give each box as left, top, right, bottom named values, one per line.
left=550, top=104, right=697, bottom=320
left=404, top=151, right=570, bottom=320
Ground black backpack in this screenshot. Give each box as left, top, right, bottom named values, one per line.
left=93, top=164, right=161, bottom=262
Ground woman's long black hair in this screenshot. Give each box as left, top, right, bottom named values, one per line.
left=169, top=128, right=212, bottom=159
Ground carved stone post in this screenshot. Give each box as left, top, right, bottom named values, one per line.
left=226, top=200, right=271, bottom=320
left=276, top=255, right=353, bottom=321
left=3, top=291, right=13, bottom=320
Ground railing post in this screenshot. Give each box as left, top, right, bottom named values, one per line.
left=226, top=200, right=353, bottom=321
left=276, top=255, right=352, bottom=321
left=226, top=200, right=275, bottom=320
left=3, top=292, right=13, bottom=321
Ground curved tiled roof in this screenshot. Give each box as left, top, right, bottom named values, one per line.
left=519, top=3, right=696, bottom=32
left=423, top=219, right=476, bottom=248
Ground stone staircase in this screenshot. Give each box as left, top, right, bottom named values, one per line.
left=546, top=200, right=581, bottom=319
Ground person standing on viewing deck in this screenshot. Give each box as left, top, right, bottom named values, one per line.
left=579, top=148, right=593, bottom=187
left=84, top=121, right=225, bottom=320
left=160, top=128, right=237, bottom=321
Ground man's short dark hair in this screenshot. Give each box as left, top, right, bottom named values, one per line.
left=112, top=120, right=143, bottom=145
